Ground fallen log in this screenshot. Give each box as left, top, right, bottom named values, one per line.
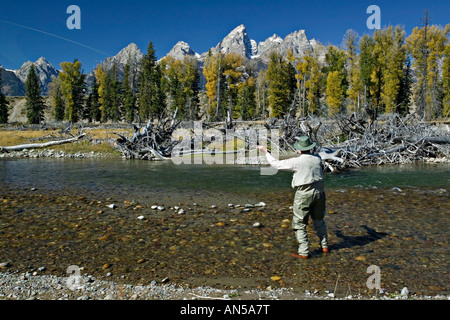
left=0, top=133, right=87, bottom=152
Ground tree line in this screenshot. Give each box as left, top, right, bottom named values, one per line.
left=1, top=16, right=448, bottom=125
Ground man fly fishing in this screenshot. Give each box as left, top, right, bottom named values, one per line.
left=257, top=136, right=329, bottom=259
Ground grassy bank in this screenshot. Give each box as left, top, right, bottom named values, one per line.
left=0, top=125, right=133, bottom=157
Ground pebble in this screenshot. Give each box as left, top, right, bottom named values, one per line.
left=255, top=202, right=266, bottom=207
left=137, top=215, right=145, bottom=220
left=177, top=209, right=186, bottom=215
left=401, top=287, right=409, bottom=297
left=0, top=262, right=10, bottom=268
left=108, top=204, right=117, bottom=209
left=161, top=277, right=169, bottom=283
left=151, top=205, right=158, bottom=210
left=157, top=206, right=165, bottom=211
left=252, top=222, right=262, bottom=228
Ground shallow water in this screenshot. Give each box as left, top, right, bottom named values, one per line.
left=0, top=158, right=448, bottom=200
left=0, top=158, right=448, bottom=297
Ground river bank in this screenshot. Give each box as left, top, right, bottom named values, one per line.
left=0, top=270, right=447, bottom=300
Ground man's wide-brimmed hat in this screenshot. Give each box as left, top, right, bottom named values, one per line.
left=294, top=136, right=316, bottom=151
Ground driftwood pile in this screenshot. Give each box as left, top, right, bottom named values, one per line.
left=114, top=110, right=182, bottom=160
left=264, top=116, right=322, bottom=152
left=271, top=112, right=449, bottom=172
left=114, top=110, right=449, bottom=171
left=331, top=113, right=449, bottom=170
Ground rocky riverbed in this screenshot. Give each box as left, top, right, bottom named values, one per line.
left=0, top=184, right=448, bottom=300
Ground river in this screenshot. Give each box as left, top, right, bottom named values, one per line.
left=0, top=158, right=448, bottom=297
left=0, top=158, right=448, bottom=203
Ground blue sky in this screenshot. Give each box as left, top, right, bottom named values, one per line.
left=0, top=0, right=448, bottom=72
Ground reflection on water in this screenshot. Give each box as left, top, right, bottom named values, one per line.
left=0, top=158, right=448, bottom=198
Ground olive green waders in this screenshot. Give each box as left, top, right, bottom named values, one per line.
left=292, top=182, right=328, bottom=256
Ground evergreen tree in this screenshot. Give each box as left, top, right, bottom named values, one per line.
left=359, top=35, right=376, bottom=107
left=48, top=76, right=65, bottom=122
left=123, top=58, right=137, bottom=122
left=295, top=55, right=309, bottom=117
left=25, top=64, right=46, bottom=124
left=396, top=58, right=413, bottom=115
left=266, top=52, right=296, bottom=118
left=83, top=93, right=92, bottom=122
left=109, top=62, right=123, bottom=122
left=255, top=69, right=269, bottom=118
left=138, top=41, right=165, bottom=120
left=237, top=76, right=256, bottom=120
left=0, top=71, right=9, bottom=124
left=89, top=76, right=101, bottom=122
left=286, top=49, right=301, bottom=116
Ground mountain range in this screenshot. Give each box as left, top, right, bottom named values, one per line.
left=0, top=24, right=323, bottom=96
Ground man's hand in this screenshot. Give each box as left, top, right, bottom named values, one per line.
left=257, top=145, right=268, bottom=154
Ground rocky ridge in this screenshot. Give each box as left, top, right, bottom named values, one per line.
left=1, top=24, right=323, bottom=96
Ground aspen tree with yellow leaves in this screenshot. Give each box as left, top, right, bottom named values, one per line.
left=406, top=11, right=449, bottom=119
left=343, top=29, right=362, bottom=113
left=59, top=59, right=86, bottom=123
left=443, top=43, right=450, bottom=117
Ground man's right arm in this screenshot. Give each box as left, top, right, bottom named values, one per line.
left=265, top=151, right=298, bottom=171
